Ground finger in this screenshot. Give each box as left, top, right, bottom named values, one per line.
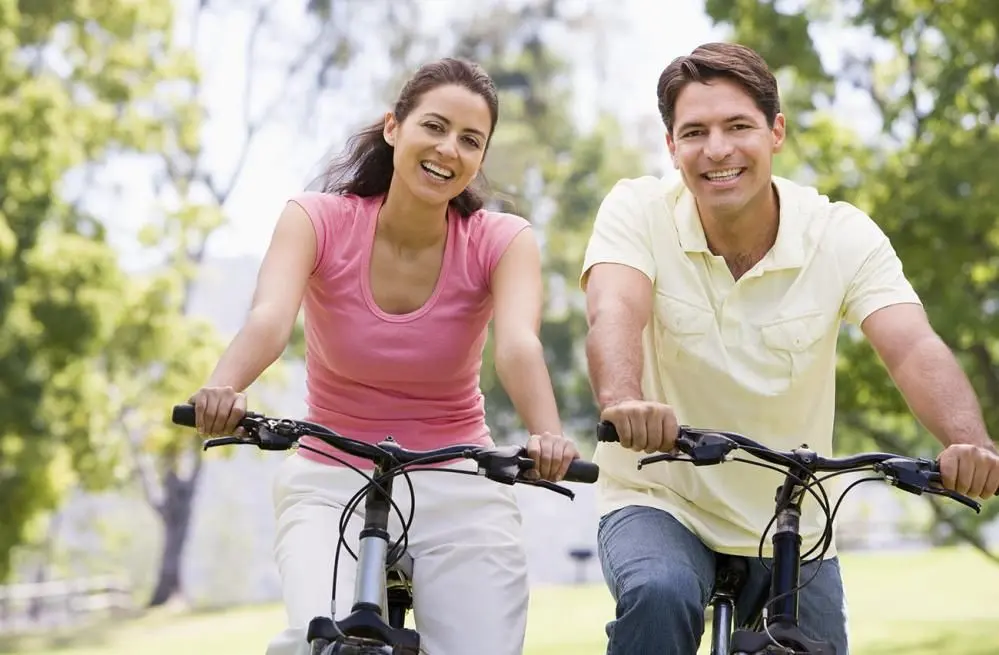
left=983, top=460, right=999, bottom=498
left=629, top=414, right=648, bottom=453
left=969, top=453, right=991, bottom=499
left=644, top=413, right=660, bottom=454
left=224, top=394, right=247, bottom=436
left=547, top=439, right=567, bottom=482
left=939, top=451, right=958, bottom=492
left=664, top=413, right=678, bottom=452
left=525, top=435, right=542, bottom=480
left=192, top=392, right=207, bottom=434
left=607, top=412, right=632, bottom=450
left=556, top=441, right=577, bottom=482
left=955, top=453, right=973, bottom=496
left=540, top=435, right=557, bottom=481
left=205, top=394, right=225, bottom=436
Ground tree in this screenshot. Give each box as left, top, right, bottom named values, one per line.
left=704, top=0, right=999, bottom=553
left=0, top=0, right=198, bottom=581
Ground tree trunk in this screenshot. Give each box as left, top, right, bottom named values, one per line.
left=148, top=462, right=202, bottom=607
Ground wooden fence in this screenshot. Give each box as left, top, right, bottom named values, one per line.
left=0, top=575, right=134, bottom=635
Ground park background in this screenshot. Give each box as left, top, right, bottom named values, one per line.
left=2, top=0, right=999, bottom=652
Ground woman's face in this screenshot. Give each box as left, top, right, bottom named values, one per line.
left=383, top=83, right=492, bottom=207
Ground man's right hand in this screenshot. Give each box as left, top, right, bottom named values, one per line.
left=600, top=400, right=679, bottom=453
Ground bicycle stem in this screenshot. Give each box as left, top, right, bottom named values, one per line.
left=768, top=473, right=804, bottom=626
left=350, top=464, right=394, bottom=617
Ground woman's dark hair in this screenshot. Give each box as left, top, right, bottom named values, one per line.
left=657, top=42, right=781, bottom=134
left=322, top=58, right=499, bottom=218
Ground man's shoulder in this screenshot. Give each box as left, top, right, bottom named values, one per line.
left=773, top=176, right=885, bottom=244
left=605, top=174, right=683, bottom=205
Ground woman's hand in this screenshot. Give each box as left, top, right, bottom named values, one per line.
left=189, top=386, right=246, bottom=436
left=526, top=432, right=580, bottom=482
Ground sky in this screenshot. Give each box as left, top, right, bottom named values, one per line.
left=97, top=0, right=873, bottom=268
left=94, top=0, right=730, bottom=267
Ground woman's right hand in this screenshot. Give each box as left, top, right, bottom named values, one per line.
left=189, top=386, right=247, bottom=436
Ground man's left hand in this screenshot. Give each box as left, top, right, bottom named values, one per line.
left=938, top=443, right=999, bottom=499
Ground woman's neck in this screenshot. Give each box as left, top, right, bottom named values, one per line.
left=377, top=181, right=448, bottom=249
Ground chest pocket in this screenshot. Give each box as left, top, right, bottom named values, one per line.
left=757, top=310, right=831, bottom=392
left=653, top=293, right=716, bottom=365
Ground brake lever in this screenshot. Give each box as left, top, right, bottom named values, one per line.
left=925, top=487, right=982, bottom=514
left=203, top=436, right=254, bottom=451
left=477, top=446, right=532, bottom=485
left=638, top=433, right=736, bottom=469
left=519, top=479, right=576, bottom=500
left=638, top=453, right=693, bottom=469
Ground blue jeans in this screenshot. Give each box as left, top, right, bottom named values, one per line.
left=598, top=505, right=849, bottom=654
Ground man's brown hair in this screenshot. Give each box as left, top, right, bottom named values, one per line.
left=657, top=42, right=781, bottom=134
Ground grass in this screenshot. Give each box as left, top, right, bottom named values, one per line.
left=2, top=547, right=996, bottom=654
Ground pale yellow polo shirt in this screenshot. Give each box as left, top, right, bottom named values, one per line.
left=580, top=175, right=921, bottom=558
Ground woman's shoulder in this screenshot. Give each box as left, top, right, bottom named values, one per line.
left=460, top=206, right=532, bottom=280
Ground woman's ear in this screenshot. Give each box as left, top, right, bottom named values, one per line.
left=383, top=111, right=398, bottom=147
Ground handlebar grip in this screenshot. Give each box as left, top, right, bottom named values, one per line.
left=596, top=421, right=619, bottom=443
left=564, top=459, right=599, bottom=484
left=172, top=404, right=196, bottom=427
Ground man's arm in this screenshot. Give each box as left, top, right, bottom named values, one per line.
left=585, top=263, right=652, bottom=409
left=579, top=178, right=677, bottom=452
left=862, top=303, right=993, bottom=450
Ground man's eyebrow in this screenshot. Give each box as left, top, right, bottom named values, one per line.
left=420, top=112, right=487, bottom=139
left=676, top=114, right=759, bottom=132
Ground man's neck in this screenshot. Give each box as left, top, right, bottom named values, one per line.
left=698, top=184, right=780, bottom=278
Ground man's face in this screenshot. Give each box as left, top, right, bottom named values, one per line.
left=666, top=78, right=785, bottom=221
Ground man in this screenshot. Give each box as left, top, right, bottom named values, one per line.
left=581, top=41, right=999, bottom=654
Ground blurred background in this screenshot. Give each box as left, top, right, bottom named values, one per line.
left=2, top=0, right=998, bottom=653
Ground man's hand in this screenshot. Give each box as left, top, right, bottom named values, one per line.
left=526, top=432, right=580, bottom=482
left=938, top=443, right=999, bottom=500
left=600, top=400, right=678, bottom=454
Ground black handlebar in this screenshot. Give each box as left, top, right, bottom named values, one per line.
left=596, top=420, right=987, bottom=512
left=171, top=404, right=599, bottom=490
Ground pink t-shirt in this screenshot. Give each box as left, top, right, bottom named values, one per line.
left=287, top=192, right=530, bottom=469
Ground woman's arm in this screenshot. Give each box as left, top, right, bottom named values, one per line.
left=193, top=201, right=317, bottom=435
left=490, top=229, right=578, bottom=480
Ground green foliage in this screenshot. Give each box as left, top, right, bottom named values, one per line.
left=0, top=0, right=201, bottom=581
left=704, top=0, right=999, bottom=541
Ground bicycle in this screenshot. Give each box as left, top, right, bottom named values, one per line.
left=171, top=403, right=599, bottom=655
left=596, top=421, right=993, bottom=654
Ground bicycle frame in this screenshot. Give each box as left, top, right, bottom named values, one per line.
left=170, top=403, right=597, bottom=655
left=596, top=420, right=986, bottom=655
left=719, top=466, right=834, bottom=655
left=306, top=452, right=421, bottom=655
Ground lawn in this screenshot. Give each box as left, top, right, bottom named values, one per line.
left=2, top=547, right=996, bottom=654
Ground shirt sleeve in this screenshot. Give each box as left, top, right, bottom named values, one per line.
left=288, top=191, right=344, bottom=277
left=476, top=211, right=531, bottom=287
left=580, top=177, right=659, bottom=290
left=841, top=208, right=922, bottom=326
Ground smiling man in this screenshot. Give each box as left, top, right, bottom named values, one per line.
left=580, top=42, right=999, bottom=654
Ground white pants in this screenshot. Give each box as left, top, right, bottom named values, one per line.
left=265, top=452, right=530, bottom=655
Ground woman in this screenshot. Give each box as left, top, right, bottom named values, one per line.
left=188, top=58, right=579, bottom=655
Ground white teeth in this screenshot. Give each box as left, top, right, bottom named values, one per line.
left=705, top=168, right=743, bottom=180
left=421, top=161, right=454, bottom=179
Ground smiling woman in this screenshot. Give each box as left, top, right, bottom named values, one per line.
left=184, top=56, right=584, bottom=655
left=322, top=58, right=499, bottom=217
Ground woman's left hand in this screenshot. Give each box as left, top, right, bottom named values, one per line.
left=526, top=432, right=580, bottom=482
